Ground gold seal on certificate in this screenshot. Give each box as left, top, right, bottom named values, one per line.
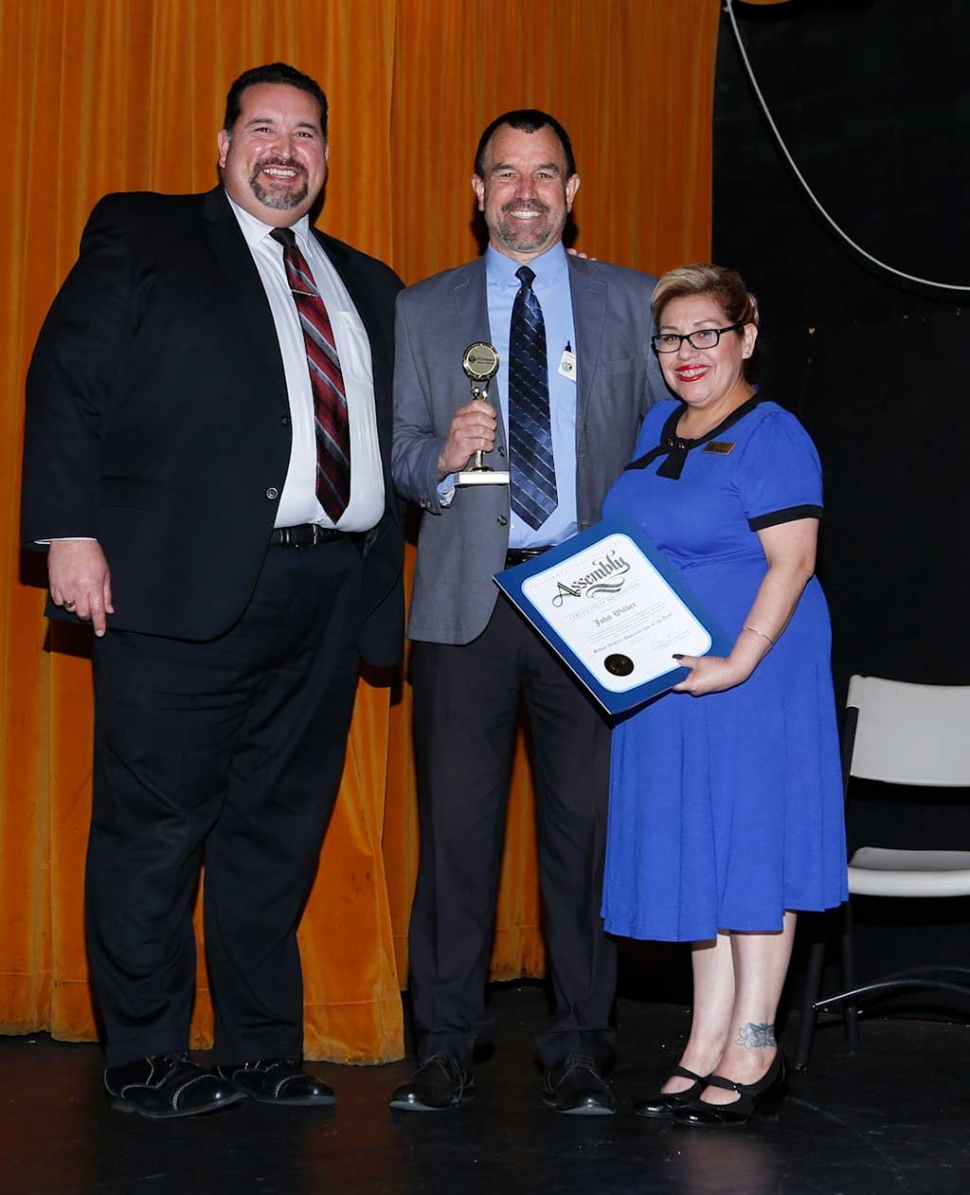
left=456, top=341, right=510, bottom=487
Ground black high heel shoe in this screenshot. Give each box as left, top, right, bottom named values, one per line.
left=672, top=1051, right=786, bottom=1127
left=633, top=1065, right=705, bottom=1119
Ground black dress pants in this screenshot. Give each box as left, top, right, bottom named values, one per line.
left=87, top=538, right=363, bottom=1067
left=407, top=596, right=617, bottom=1071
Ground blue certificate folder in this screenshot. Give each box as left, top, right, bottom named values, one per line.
left=494, top=513, right=732, bottom=716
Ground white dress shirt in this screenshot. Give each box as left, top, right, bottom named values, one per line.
left=226, top=193, right=385, bottom=532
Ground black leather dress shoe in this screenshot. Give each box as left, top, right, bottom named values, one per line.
left=214, top=1058, right=336, bottom=1106
left=674, top=1051, right=787, bottom=1127
left=634, top=1064, right=705, bottom=1119
left=104, top=1054, right=244, bottom=1119
left=541, top=1054, right=616, bottom=1116
left=389, top=1055, right=475, bottom=1111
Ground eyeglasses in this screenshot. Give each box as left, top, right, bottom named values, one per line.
left=651, top=323, right=745, bottom=353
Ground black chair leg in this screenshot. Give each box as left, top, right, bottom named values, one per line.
left=794, top=924, right=826, bottom=1071
left=840, top=901, right=861, bottom=1053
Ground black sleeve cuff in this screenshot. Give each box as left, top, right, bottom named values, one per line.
left=748, top=504, right=823, bottom=531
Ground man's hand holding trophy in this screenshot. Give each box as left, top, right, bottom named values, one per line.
left=437, top=341, right=510, bottom=487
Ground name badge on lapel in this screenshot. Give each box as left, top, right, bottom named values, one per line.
left=702, top=441, right=736, bottom=455
left=558, top=343, right=577, bottom=381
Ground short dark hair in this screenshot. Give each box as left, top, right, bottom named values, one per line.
left=473, top=109, right=576, bottom=179
left=223, top=62, right=328, bottom=136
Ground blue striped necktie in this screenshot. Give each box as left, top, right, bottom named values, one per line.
left=508, top=265, right=558, bottom=530
left=271, top=227, right=350, bottom=521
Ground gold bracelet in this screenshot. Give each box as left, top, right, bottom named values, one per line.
left=743, top=625, right=774, bottom=648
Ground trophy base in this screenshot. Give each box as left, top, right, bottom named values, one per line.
left=456, top=469, right=511, bottom=486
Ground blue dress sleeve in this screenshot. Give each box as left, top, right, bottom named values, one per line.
left=737, top=408, right=824, bottom=531
left=629, top=399, right=677, bottom=460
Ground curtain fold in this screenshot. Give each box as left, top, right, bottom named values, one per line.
left=0, top=0, right=717, bottom=1063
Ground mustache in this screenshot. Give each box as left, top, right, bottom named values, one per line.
left=252, top=157, right=309, bottom=181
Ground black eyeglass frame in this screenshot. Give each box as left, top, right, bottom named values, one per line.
left=651, top=322, right=746, bottom=354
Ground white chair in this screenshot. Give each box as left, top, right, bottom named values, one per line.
left=795, top=675, right=970, bottom=1070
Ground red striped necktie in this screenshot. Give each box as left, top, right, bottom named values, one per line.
left=271, top=226, right=350, bottom=521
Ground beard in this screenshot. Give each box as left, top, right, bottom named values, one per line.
left=249, top=158, right=310, bottom=212
left=490, top=199, right=564, bottom=253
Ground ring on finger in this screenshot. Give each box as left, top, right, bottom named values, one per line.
left=63, top=599, right=76, bottom=611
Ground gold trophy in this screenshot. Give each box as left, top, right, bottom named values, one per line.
left=456, top=341, right=510, bottom=487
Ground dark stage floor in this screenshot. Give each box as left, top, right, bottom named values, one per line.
left=1, top=985, right=967, bottom=1194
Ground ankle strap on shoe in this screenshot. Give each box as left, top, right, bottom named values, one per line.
left=704, top=1073, right=741, bottom=1094
left=671, top=1064, right=705, bottom=1083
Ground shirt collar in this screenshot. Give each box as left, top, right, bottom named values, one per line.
left=485, top=241, right=569, bottom=290
left=223, top=189, right=313, bottom=251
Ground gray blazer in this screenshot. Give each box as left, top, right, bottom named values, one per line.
left=392, top=253, right=666, bottom=645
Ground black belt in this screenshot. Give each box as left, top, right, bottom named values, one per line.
left=505, top=546, right=553, bottom=568
left=270, top=524, right=348, bottom=548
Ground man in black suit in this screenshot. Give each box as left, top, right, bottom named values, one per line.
left=21, top=62, right=403, bottom=1119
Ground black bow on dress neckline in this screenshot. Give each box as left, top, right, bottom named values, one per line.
left=625, top=396, right=763, bottom=481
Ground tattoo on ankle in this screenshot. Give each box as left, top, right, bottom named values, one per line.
left=736, top=1022, right=776, bottom=1048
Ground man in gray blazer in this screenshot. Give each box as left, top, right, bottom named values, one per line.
left=390, top=110, right=664, bottom=1114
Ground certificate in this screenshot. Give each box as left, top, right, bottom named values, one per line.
left=494, top=513, right=731, bottom=715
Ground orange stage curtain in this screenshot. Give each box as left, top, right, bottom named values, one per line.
left=0, top=0, right=718, bottom=1063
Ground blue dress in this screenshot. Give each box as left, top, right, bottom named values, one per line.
left=600, top=398, right=847, bottom=942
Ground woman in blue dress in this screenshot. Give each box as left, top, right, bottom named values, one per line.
left=601, top=264, right=846, bottom=1126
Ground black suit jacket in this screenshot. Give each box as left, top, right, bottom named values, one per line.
left=21, top=186, right=404, bottom=666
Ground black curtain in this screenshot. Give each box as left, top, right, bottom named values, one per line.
left=713, top=0, right=970, bottom=1006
